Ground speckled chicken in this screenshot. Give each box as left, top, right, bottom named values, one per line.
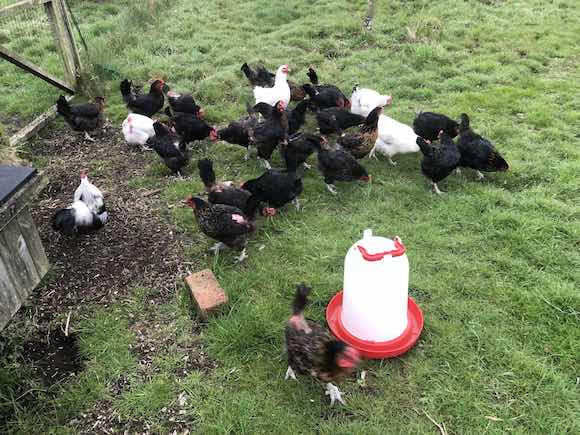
left=416, top=130, right=461, bottom=194
left=313, top=141, right=371, bottom=194
left=457, top=113, right=509, bottom=179
left=413, top=112, right=459, bottom=141
left=284, top=284, right=361, bottom=406
left=120, top=79, right=166, bottom=117
left=56, top=95, right=105, bottom=141
left=337, top=106, right=382, bottom=159
left=185, top=195, right=263, bottom=262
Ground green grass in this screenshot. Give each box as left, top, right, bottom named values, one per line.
left=1, top=0, right=580, bottom=433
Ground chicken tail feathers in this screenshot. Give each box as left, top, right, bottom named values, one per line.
left=241, top=63, right=254, bottom=83
left=302, top=84, right=317, bottom=99
left=52, top=208, right=76, bottom=235
left=292, top=284, right=311, bottom=315
left=197, top=158, right=216, bottom=189
left=120, top=79, right=134, bottom=104
left=489, top=150, right=509, bottom=171
left=56, top=95, right=71, bottom=118
left=307, top=67, right=319, bottom=85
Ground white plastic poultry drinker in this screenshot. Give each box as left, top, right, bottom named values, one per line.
left=343, top=229, right=408, bottom=341
left=326, top=229, right=423, bottom=359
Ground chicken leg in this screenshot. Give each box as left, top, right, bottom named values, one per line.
left=388, top=157, right=398, bottom=166
left=235, top=248, right=248, bottom=263
left=292, top=198, right=301, bottom=211
left=476, top=170, right=485, bottom=180
left=431, top=182, right=443, bottom=195
left=84, top=132, right=96, bottom=142
left=284, top=366, right=297, bottom=380
left=258, top=158, right=272, bottom=170
left=325, top=383, right=346, bottom=406
left=209, top=242, right=226, bottom=253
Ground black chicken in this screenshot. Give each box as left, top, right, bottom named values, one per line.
left=198, top=158, right=251, bottom=210
left=251, top=100, right=309, bottom=135
left=251, top=100, right=289, bottom=169
left=413, top=112, right=459, bottom=141
left=167, top=92, right=203, bottom=117
left=241, top=159, right=303, bottom=212
left=148, top=122, right=190, bottom=176
left=315, top=107, right=365, bottom=135
left=185, top=194, right=263, bottom=262
left=120, top=79, right=166, bottom=117
left=241, top=62, right=305, bottom=101
left=416, top=130, right=461, bottom=194
left=337, top=106, right=382, bottom=159
left=313, top=142, right=371, bottom=194
left=303, top=67, right=350, bottom=109
left=281, top=133, right=326, bottom=170
left=167, top=110, right=218, bottom=145
left=217, top=103, right=262, bottom=157
left=56, top=95, right=105, bottom=141
left=284, top=284, right=361, bottom=406
left=457, top=113, right=509, bottom=179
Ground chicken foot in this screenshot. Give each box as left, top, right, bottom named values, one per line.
left=325, top=383, right=346, bottom=406
left=258, top=157, right=272, bottom=170
left=284, top=366, right=297, bottom=380
left=476, top=170, right=485, bottom=180
left=84, top=132, right=96, bottom=142
left=235, top=248, right=248, bottom=263
left=325, top=183, right=338, bottom=195
left=292, top=198, right=302, bottom=211
left=208, top=242, right=226, bottom=253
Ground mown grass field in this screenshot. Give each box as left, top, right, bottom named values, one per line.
left=1, top=0, right=579, bottom=433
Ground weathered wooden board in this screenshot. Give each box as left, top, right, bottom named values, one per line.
left=0, top=171, right=49, bottom=330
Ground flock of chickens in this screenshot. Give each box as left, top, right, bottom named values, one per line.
left=51, top=63, right=509, bottom=406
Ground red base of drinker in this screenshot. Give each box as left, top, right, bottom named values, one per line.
left=326, top=292, right=424, bottom=359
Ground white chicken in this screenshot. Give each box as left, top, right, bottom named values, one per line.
left=253, top=64, right=291, bottom=106
left=368, top=115, right=420, bottom=165
left=122, top=113, right=155, bottom=149
left=52, top=170, right=108, bottom=235
left=350, top=85, right=392, bottom=117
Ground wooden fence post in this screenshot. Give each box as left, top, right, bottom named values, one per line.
left=44, top=0, right=81, bottom=89
left=363, top=0, right=377, bottom=31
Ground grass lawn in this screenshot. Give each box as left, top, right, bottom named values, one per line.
left=1, top=0, right=579, bottom=433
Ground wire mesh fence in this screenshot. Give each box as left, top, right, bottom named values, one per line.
left=0, top=0, right=73, bottom=135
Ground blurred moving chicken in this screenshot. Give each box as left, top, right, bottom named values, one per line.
left=52, top=170, right=108, bottom=235
left=252, top=100, right=289, bottom=169
left=185, top=194, right=267, bottom=262
left=313, top=141, right=371, bottom=194
left=350, top=85, right=392, bottom=117
left=148, top=122, right=190, bottom=176
left=166, top=110, right=218, bottom=145
left=281, top=133, right=326, bottom=170
left=413, top=112, right=459, bottom=141
left=120, top=78, right=166, bottom=117
left=457, top=113, right=509, bottom=179
left=337, top=106, right=382, bottom=159
left=303, top=67, right=350, bottom=109
left=166, top=91, right=203, bottom=117
left=198, top=158, right=251, bottom=210
left=315, top=107, right=365, bottom=135
left=285, top=284, right=361, bottom=406
left=253, top=64, right=291, bottom=106
left=122, top=113, right=155, bottom=149
left=416, top=130, right=461, bottom=194
left=241, top=63, right=305, bottom=101
left=56, top=95, right=105, bottom=141
left=241, top=159, right=303, bottom=212
left=369, top=114, right=420, bottom=165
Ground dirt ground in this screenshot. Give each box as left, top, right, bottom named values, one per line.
left=1, top=123, right=213, bottom=432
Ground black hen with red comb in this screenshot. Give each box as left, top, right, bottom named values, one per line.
left=120, top=79, right=165, bottom=117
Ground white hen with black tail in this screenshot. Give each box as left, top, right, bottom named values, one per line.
left=52, top=171, right=108, bottom=235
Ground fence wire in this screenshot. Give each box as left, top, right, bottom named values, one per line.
left=0, top=0, right=68, bottom=135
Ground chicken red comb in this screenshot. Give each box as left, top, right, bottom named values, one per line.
left=79, top=169, right=88, bottom=179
